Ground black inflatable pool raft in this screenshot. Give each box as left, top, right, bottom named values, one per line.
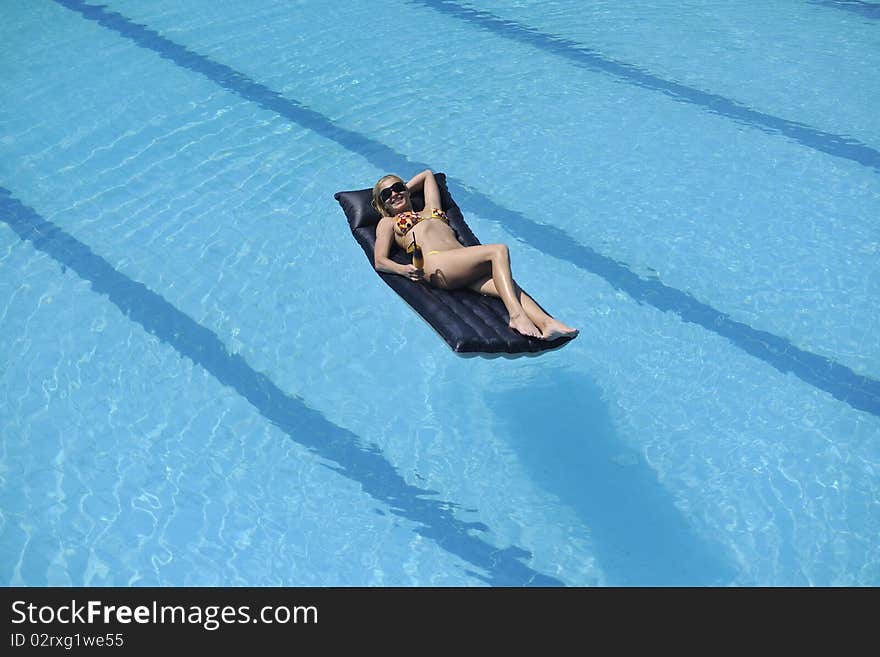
left=334, top=173, right=574, bottom=356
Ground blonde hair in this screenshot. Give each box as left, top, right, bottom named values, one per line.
left=372, top=174, right=406, bottom=218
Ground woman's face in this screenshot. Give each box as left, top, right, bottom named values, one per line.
left=380, top=180, right=410, bottom=215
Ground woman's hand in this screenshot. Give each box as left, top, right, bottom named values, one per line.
left=401, top=264, right=425, bottom=282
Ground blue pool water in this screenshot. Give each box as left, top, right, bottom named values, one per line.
left=1, top=0, right=878, bottom=586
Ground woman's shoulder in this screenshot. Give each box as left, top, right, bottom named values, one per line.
left=376, top=215, right=396, bottom=233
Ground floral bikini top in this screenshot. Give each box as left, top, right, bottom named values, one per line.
left=395, top=208, right=449, bottom=237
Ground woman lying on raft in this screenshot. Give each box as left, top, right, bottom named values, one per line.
left=372, top=169, right=578, bottom=341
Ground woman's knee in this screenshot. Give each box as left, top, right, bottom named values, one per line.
left=488, top=243, right=509, bottom=261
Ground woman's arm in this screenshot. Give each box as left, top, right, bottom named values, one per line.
left=374, top=217, right=424, bottom=280
left=406, top=169, right=441, bottom=211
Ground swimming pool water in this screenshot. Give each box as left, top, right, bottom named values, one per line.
left=1, top=0, right=878, bottom=586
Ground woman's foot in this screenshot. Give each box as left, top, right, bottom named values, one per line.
left=540, top=318, right=579, bottom=341
left=509, top=312, right=542, bottom=339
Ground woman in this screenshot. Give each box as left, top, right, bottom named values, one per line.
left=372, top=169, right=578, bottom=341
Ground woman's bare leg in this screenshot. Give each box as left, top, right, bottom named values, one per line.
left=469, top=277, right=578, bottom=340
left=423, top=244, right=541, bottom=338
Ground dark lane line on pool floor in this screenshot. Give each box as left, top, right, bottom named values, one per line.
left=411, top=0, right=880, bottom=173
left=0, top=186, right=564, bottom=587
left=53, top=0, right=880, bottom=420
left=810, top=0, right=880, bottom=20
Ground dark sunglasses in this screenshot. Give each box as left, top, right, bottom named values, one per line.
left=379, top=181, right=408, bottom=203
